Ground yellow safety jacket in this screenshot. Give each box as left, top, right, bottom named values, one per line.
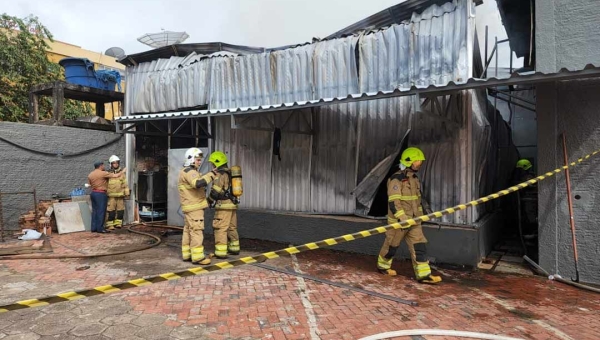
left=387, top=169, right=423, bottom=226
left=178, top=166, right=215, bottom=213
left=209, top=168, right=238, bottom=210
left=107, top=168, right=129, bottom=198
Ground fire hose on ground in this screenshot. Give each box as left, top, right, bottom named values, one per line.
left=358, top=329, right=523, bottom=340
left=0, top=223, right=164, bottom=260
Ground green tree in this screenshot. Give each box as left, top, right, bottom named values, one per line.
left=0, top=14, right=92, bottom=122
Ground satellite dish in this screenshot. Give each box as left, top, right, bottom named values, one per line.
left=137, top=30, right=190, bottom=48
left=105, top=47, right=126, bottom=58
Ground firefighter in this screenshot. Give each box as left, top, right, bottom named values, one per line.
left=514, top=159, right=535, bottom=183
left=88, top=161, right=126, bottom=233
left=377, top=147, right=442, bottom=284
left=106, top=155, right=129, bottom=230
left=207, top=151, right=240, bottom=259
left=178, top=148, right=217, bottom=265
left=512, top=158, right=538, bottom=236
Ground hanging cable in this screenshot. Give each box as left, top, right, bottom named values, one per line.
left=0, top=135, right=123, bottom=158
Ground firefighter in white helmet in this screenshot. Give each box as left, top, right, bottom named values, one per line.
left=207, top=151, right=240, bottom=259
left=377, top=147, right=442, bottom=284
left=178, top=148, right=217, bottom=264
left=106, top=155, right=129, bottom=230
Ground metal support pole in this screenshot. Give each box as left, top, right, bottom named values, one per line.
left=488, top=93, right=536, bottom=112
left=509, top=47, right=513, bottom=74
left=516, top=191, right=527, bottom=255
left=33, top=188, right=38, bottom=232
left=168, top=120, right=172, bottom=149
left=561, top=133, right=580, bottom=283
left=484, top=26, right=488, bottom=78
left=491, top=89, right=537, bottom=106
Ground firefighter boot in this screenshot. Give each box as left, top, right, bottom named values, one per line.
left=196, top=258, right=211, bottom=265
left=419, top=274, right=442, bottom=284
left=378, top=268, right=398, bottom=276
left=377, top=255, right=397, bottom=276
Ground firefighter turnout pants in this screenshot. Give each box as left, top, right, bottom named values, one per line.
left=182, top=209, right=208, bottom=263
left=106, top=197, right=125, bottom=229
left=377, top=224, right=433, bottom=280
left=212, top=210, right=240, bottom=258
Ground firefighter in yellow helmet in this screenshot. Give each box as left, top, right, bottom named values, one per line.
left=178, top=148, right=217, bottom=265
left=106, top=155, right=129, bottom=230
left=514, top=159, right=535, bottom=183
left=377, top=147, right=442, bottom=284
left=207, top=151, right=240, bottom=259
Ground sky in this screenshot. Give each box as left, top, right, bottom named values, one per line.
left=2, top=0, right=520, bottom=68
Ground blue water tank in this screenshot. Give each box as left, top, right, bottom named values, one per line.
left=59, top=57, right=99, bottom=88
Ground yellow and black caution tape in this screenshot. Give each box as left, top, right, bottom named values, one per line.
left=1, top=149, right=599, bottom=313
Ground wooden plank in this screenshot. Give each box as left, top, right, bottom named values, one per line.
left=0, top=236, right=53, bottom=256
left=52, top=83, right=64, bottom=122
left=30, top=81, right=124, bottom=103
left=29, top=92, right=39, bottom=123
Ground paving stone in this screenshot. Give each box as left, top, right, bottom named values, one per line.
left=102, top=324, right=141, bottom=339
left=100, top=314, right=138, bottom=326
left=0, top=320, right=12, bottom=331
left=39, top=336, right=110, bottom=340
left=127, top=311, right=144, bottom=316
left=38, top=302, right=78, bottom=314
left=35, top=312, right=76, bottom=325
left=2, top=333, right=40, bottom=340
left=30, top=322, right=74, bottom=336
left=133, top=325, right=173, bottom=340
left=132, top=314, right=167, bottom=327
left=68, top=323, right=108, bottom=337
left=77, top=305, right=133, bottom=322
left=170, top=325, right=209, bottom=339
left=96, top=298, right=127, bottom=309
left=2, top=319, right=36, bottom=334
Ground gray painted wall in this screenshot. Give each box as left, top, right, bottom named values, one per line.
left=537, top=80, right=600, bottom=284
left=536, top=0, right=600, bottom=73
left=0, top=122, right=126, bottom=233
left=536, top=0, right=600, bottom=284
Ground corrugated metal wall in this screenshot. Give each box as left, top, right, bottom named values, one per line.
left=125, top=53, right=212, bottom=114
left=127, top=0, right=502, bottom=222
left=355, top=0, right=471, bottom=222
left=209, top=0, right=474, bottom=218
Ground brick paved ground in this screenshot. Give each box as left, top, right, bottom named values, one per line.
left=0, top=227, right=599, bottom=340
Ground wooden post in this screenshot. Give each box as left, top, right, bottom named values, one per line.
left=52, top=82, right=64, bottom=123
left=29, top=92, right=39, bottom=123
left=96, top=102, right=106, bottom=119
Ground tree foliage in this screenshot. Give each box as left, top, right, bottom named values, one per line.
left=0, top=14, right=92, bottom=122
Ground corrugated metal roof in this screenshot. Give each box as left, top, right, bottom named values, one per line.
left=118, top=43, right=266, bottom=67
left=325, top=0, right=457, bottom=40
left=115, top=64, right=600, bottom=123
left=118, top=0, right=471, bottom=67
